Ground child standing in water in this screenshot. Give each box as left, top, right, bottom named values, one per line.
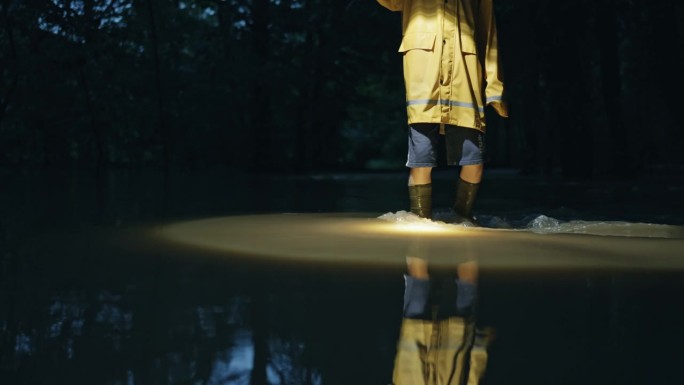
left=379, top=1, right=504, bottom=383
left=377, top=0, right=508, bottom=225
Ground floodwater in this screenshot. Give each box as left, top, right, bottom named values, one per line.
left=1, top=167, right=684, bottom=385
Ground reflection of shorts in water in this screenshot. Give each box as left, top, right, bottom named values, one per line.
left=406, top=123, right=485, bottom=167
left=403, top=275, right=477, bottom=320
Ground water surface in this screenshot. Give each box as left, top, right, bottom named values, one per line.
left=2, top=168, right=683, bottom=385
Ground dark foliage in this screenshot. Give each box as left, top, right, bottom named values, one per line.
left=0, top=0, right=682, bottom=175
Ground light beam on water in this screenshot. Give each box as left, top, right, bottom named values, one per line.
left=153, top=212, right=684, bottom=270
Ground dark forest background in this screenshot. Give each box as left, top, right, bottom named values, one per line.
left=1, top=0, right=683, bottom=177
left=2, top=3, right=684, bottom=384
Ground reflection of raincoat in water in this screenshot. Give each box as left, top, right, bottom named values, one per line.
left=395, top=242, right=489, bottom=384
left=393, top=318, right=489, bottom=385
left=377, top=0, right=506, bottom=132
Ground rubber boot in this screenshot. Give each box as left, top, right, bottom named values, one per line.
left=408, top=183, right=432, bottom=219
left=453, top=178, right=480, bottom=226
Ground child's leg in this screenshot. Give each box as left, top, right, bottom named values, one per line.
left=460, top=164, right=483, bottom=184
left=445, top=126, right=485, bottom=225
left=407, top=124, right=440, bottom=219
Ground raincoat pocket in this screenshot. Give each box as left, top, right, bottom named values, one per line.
left=460, top=36, right=477, bottom=55
left=399, top=32, right=436, bottom=52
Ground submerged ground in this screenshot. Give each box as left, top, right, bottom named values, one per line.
left=1, top=167, right=683, bottom=384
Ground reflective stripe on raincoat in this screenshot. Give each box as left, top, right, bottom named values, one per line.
left=377, top=0, right=506, bottom=132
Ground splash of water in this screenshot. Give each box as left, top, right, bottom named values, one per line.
left=378, top=211, right=684, bottom=239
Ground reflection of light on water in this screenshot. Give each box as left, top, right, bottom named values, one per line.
left=152, top=213, right=684, bottom=270
left=386, top=221, right=456, bottom=235
left=365, top=212, right=469, bottom=236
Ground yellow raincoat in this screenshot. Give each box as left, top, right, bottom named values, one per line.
left=377, top=0, right=507, bottom=132
left=392, top=317, right=490, bottom=385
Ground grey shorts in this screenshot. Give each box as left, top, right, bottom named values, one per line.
left=406, top=123, right=485, bottom=167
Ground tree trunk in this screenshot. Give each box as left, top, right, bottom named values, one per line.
left=250, top=288, right=268, bottom=385
left=145, top=0, right=169, bottom=170
left=295, top=22, right=321, bottom=171
left=78, top=65, right=105, bottom=168
left=597, top=0, right=631, bottom=176
left=216, top=1, right=250, bottom=168
left=249, top=0, right=273, bottom=170
left=0, top=0, right=19, bottom=129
